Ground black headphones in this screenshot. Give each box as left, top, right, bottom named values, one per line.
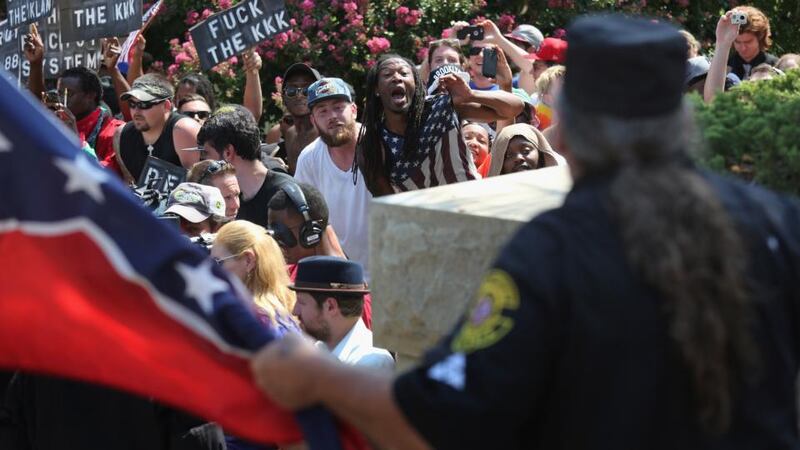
left=281, top=183, right=324, bottom=248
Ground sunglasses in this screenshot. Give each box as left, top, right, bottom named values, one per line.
left=283, top=86, right=308, bottom=98
left=267, top=222, right=300, bottom=248
left=183, top=110, right=210, bottom=120
left=128, top=99, right=166, bottom=110
left=468, top=47, right=483, bottom=56
left=214, top=252, right=243, bottom=265
left=198, top=159, right=233, bottom=184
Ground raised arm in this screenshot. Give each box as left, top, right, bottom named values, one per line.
left=126, top=34, right=146, bottom=86
left=479, top=19, right=536, bottom=94
left=23, top=24, right=45, bottom=100
left=242, top=49, right=263, bottom=122
left=441, top=73, right=523, bottom=122
left=705, top=12, right=739, bottom=103
left=103, top=38, right=133, bottom=121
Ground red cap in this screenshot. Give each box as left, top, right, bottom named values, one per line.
left=525, top=38, right=567, bottom=64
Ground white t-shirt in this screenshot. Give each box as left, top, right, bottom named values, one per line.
left=294, top=137, right=372, bottom=281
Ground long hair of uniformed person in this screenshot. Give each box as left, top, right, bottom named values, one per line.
left=558, top=98, right=759, bottom=434
left=356, top=53, right=427, bottom=196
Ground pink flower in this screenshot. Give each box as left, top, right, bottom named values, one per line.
left=366, top=36, right=391, bottom=54
left=498, top=13, right=515, bottom=32
left=228, top=56, right=238, bottom=65
left=300, top=0, right=315, bottom=11
left=273, top=32, right=289, bottom=49
left=350, top=14, right=364, bottom=27
left=416, top=47, right=428, bottom=63
left=218, top=0, right=232, bottom=9
left=366, top=60, right=376, bottom=69
left=184, top=10, right=199, bottom=25
left=290, top=18, right=297, bottom=26
left=175, top=52, right=193, bottom=64
left=404, top=10, right=422, bottom=26
left=302, top=15, right=316, bottom=30
left=265, top=50, right=277, bottom=61
left=395, top=6, right=409, bottom=16
left=169, top=38, right=180, bottom=47
left=167, top=63, right=179, bottom=78
left=201, top=8, right=213, bottom=19
left=441, top=28, right=453, bottom=38
left=328, top=44, right=336, bottom=51
left=343, top=2, right=357, bottom=13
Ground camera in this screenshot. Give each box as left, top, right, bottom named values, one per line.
left=457, top=26, right=484, bottom=41
left=731, top=12, right=747, bottom=25
left=43, top=90, right=64, bottom=106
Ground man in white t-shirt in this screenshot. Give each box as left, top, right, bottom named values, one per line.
left=295, top=78, right=372, bottom=280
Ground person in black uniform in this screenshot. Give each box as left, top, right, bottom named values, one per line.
left=249, top=15, right=800, bottom=450
left=116, top=74, right=202, bottom=182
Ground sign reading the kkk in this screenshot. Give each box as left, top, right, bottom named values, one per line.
left=6, top=0, right=54, bottom=27
left=58, top=0, right=143, bottom=42
left=190, top=0, right=290, bottom=71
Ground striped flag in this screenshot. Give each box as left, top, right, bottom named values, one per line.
left=0, top=71, right=366, bottom=450
left=118, top=0, right=165, bottom=71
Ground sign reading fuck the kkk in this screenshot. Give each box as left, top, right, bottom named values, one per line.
left=6, top=0, right=54, bottom=27
left=190, top=0, right=290, bottom=71
left=58, top=0, right=143, bottom=42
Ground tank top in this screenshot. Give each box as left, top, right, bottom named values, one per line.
left=119, top=112, right=184, bottom=181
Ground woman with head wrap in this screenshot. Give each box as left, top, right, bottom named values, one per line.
left=488, top=123, right=566, bottom=176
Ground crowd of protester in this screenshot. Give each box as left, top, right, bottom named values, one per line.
left=1, top=4, right=799, bottom=449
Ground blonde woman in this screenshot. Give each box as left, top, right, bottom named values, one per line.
left=211, top=220, right=298, bottom=335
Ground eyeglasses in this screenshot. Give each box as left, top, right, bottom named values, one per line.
left=267, top=222, right=301, bottom=248
left=183, top=110, right=210, bottom=120
left=128, top=99, right=166, bottom=110
left=214, top=252, right=243, bottom=265
left=283, top=86, right=308, bottom=98
left=198, top=160, right=233, bottom=184
left=468, top=47, right=483, bottom=56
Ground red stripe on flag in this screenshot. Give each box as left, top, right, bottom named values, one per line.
left=0, top=230, right=302, bottom=444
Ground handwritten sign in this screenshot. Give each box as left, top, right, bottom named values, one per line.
left=137, top=156, right=187, bottom=197
left=190, top=0, right=289, bottom=71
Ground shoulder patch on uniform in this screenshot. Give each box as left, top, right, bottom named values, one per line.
left=451, top=269, right=520, bottom=353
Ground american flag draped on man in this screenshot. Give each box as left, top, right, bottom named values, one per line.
left=0, top=71, right=366, bottom=450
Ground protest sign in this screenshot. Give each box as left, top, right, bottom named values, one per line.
left=190, top=0, right=290, bottom=71
left=137, top=156, right=187, bottom=197
left=6, top=0, right=54, bottom=27
left=38, top=8, right=102, bottom=79
left=58, top=0, right=143, bottom=42
left=0, top=20, right=29, bottom=85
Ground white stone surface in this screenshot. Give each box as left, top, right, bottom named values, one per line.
left=370, top=166, right=572, bottom=369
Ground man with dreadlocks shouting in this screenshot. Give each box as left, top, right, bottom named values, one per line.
left=356, top=54, right=524, bottom=196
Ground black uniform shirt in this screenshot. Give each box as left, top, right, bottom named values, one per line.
left=394, top=170, right=800, bottom=450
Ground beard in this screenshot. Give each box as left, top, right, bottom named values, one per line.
left=318, top=121, right=357, bottom=147
left=302, top=318, right=331, bottom=342
left=133, top=117, right=151, bottom=132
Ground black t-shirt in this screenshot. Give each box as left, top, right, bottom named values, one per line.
left=236, top=169, right=295, bottom=228
left=394, top=170, right=800, bottom=449
left=728, top=51, right=779, bottom=80
left=119, top=112, right=185, bottom=181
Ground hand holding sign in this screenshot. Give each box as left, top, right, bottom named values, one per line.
left=23, top=23, right=44, bottom=64
left=243, top=49, right=262, bottom=74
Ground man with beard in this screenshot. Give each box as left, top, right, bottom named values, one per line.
left=281, top=63, right=322, bottom=174
left=357, top=54, right=524, bottom=196
left=294, top=78, right=372, bottom=280
left=116, top=74, right=201, bottom=182
left=289, top=256, right=392, bottom=369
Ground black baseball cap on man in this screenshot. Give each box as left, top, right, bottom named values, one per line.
left=283, top=63, right=322, bottom=83
left=121, top=74, right=174, bottom=102
left=564, top=15, right=687, bottom=118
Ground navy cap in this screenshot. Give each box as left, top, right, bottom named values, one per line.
left=307, top=78, right=354, bottom=109
left=564, top=15, right=688, bottom=118
left=283, top=63, right=322, bottom=84
left=290, top=256, right=369, bottom=294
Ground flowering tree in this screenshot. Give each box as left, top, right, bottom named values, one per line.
left=145, top=0, right=798, bottom=125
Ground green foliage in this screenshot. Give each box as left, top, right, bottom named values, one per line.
left=693, top=69, right=800, bottom=194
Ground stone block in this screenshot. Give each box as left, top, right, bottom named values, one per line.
left=370, top=166, right=572, bottom=370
